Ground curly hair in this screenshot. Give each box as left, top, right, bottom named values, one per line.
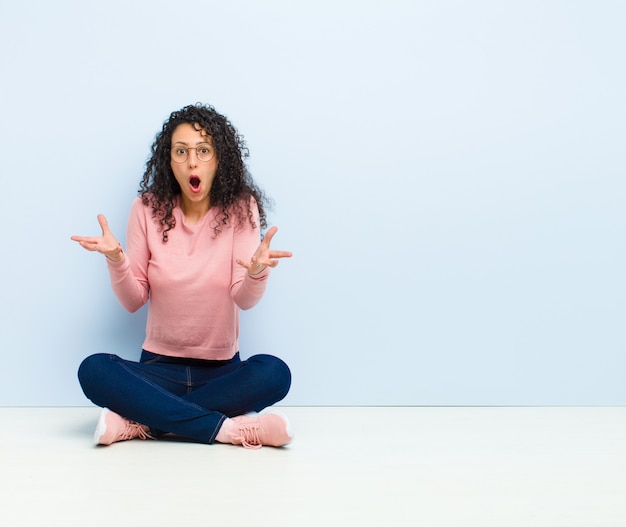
left=139, top=103, right=269, bottom=242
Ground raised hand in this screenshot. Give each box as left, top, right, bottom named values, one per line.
left=71, top=214, right=124, bottom=262
left=236, top=226, right=292, bottom=275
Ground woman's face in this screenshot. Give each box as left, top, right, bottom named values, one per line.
left=170, top=122, right=219, bottom=209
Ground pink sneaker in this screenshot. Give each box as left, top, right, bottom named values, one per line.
left=223, top=410, right=293, bottom=449
left=94, top=408, right=153, bottom=446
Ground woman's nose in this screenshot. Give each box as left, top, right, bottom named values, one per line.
left=187, top=150, right=198, bottom=166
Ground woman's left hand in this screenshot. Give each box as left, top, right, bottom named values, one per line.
left=237, top=226, right=292, bottom=275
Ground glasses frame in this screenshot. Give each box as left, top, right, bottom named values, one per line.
left=170, top=143, right=216, bottom=164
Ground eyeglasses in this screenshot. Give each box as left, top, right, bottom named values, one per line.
left=171, top=143, right=216, bottom=163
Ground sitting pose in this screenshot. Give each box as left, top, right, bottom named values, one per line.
left=72, top=103, right=293, bottom=449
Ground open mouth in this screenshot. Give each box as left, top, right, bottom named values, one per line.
left=189, top=176, right=201, bottom=190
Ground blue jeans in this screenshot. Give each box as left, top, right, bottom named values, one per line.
left=78, top=350, right=291, bottom=443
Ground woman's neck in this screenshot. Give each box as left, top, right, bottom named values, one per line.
left=180, top=196, right=210, bottom=225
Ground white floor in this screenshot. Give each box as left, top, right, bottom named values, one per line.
left=0, top=407, right=625, bottom=526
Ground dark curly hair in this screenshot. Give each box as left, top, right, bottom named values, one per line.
left=139, top=103, right=269, bottom=242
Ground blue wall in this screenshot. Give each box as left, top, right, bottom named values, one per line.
left=1, top=0, right=624, bottom=405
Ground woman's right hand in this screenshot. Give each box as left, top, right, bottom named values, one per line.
left=71, top=214, right=124, bottom=262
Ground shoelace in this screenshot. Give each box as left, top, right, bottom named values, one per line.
left=235, top=424, right=263, bottom=450
left=118, top=421, right=153, bottom=442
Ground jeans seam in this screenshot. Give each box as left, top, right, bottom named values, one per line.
left=116, top=359, right=207, bottom=411
left=186, top=366, right=192, bottom=395
left=211, top=414, right=228, bottom=444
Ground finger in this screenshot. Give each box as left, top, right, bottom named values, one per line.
left=261, top=226, right=279, bottom=247
left=235, top=259, right=251, bottom=270
left=268, top=250, right=293, bottom=259
left=71, top=235, right=101, bottom=243
left=97, top=214, right=112, bottom=236
left=251, top=252, right=292, bottom=267
left=78, top=240, right=99, bottom=252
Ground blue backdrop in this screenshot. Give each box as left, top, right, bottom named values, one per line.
left=1, top=0, right=624, bottom=405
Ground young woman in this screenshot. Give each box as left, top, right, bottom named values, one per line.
left=71, top=103, right=293, bottom=449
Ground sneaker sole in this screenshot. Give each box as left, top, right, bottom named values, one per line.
left=93, top=408, right=111, bottom=445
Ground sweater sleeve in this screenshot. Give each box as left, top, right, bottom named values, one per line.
left=106, top=198, right=150, bottom=313
left=230, top=200, right=270, bottom=310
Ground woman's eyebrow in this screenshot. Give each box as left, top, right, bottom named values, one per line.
left=172, top=140, right=212, bottom=146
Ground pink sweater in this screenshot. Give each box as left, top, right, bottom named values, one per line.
left=106, top=197, right=269, bottom=360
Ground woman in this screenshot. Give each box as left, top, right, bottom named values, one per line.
left=71, top=103, right=293, bottom=449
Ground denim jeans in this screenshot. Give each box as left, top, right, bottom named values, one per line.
left=78, top=350, right=291, bottom=443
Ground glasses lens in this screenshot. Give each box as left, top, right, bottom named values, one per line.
left=197, top=145, right=214, bottom=162
left=172, top=147, right=187, bottom=163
